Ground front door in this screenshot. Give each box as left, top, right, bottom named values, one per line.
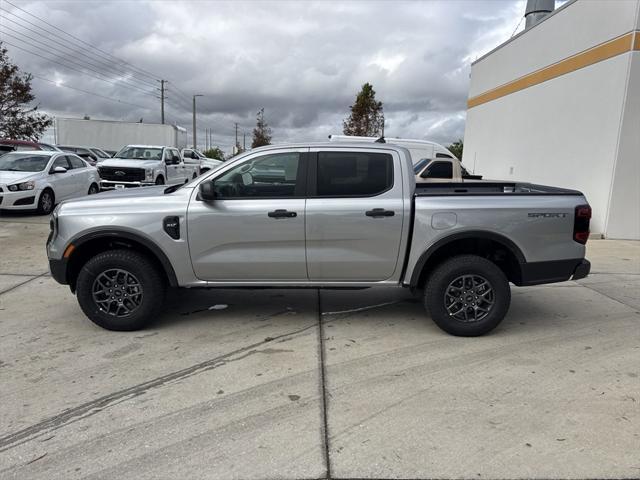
left=187, top=149, right=308, bottom=281
left=163, top=149, right=181, bottom=184
left=305, top=149, right=405, bottom=281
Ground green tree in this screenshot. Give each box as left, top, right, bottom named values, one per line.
left=0, top=43, right=52, bottom=140
left=203, top=146, right=225, bottom=160
left=251, top=108, right=272, bottom=148
left=343, top=82, right=384, bottom=137
left=447, top=139, right=463, bottom=160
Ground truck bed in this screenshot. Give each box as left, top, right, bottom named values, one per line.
left=415, top=181, right=584, bottom=196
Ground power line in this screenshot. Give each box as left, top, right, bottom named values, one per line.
left=31, top=74, right=155, bottom=110
left=3, top=39, right=159, bottom=99
left=0, top=11, right=158, bottom=89
left=1, top=27, right=158, bottom=96
left=3, top=0, right=160, bottom=82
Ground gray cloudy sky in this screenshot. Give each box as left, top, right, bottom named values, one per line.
left=1, top=0, right=528, bottom=152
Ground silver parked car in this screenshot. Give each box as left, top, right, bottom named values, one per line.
left=0, top=151, right=100, bottom=214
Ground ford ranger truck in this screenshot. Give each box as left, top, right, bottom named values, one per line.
left=98, top=145, right=199, bottom=190
left=47, top=143, right=591, bottom=336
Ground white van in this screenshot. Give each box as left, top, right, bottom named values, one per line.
left=328, top=135, right=481, bottom=182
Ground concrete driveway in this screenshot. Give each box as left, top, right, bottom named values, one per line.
left=0, top=212, right=638, bottom=479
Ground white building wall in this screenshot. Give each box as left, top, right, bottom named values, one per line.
left=606, top=51, right=640, bottom=239
left=463, top=0, right=640, bottom=239
left=470, top=0, right=639, bottom=97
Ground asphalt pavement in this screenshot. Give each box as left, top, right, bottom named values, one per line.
left=0, top=212, right=638, bottom=479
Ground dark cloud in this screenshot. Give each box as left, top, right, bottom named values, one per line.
left=2, top=0, right=525, bottom=152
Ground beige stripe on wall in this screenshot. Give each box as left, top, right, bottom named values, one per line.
left=468, top=31, right=638, bottom=109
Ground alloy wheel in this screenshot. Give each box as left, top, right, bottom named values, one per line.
left=91, top=268, right=143, bottom=317
left=444, top=274, right=494, bottom=322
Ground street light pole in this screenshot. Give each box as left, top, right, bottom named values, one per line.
left=192, top=94, right=203, bottom=149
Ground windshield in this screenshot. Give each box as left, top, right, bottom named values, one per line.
left=413, top=158, right=431, bottom=174
left=91, top=149, right=110, bottom=159
left=0, top=153, right=49, bottom=172
left=114, top=146, right=163, bottom=160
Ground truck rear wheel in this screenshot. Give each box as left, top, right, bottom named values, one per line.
left=424, top=255, right=510, bottom=336
left=76, top=249, right=166, bottom=331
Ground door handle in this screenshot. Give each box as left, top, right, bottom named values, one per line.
left=268, top=209, right=297, bottom=219
left=365, top=208, right=395, bottom=218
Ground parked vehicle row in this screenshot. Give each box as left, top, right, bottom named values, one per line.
left=0, top=151, right=100, bottom=214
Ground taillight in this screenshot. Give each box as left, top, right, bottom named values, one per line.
left=573, top=204, right=591, bottom=244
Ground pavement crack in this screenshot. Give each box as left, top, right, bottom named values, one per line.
left=0, top=322, right=317, bottom=453
left=317, top=288, right=333, bottom=480
left=0, top=271, right=49, bottom=296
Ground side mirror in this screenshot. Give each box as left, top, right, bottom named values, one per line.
left=51, top=166, right=67, bottom=174
left=199, top=181, right=216, bottom=202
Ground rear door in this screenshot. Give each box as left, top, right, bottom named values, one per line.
left=67, top=155, right=90, bottom=196
left=305, top=148, right=404, bottom=281
left=48, top=155, right=76, bottom=200
left=188, top=148, right=308, bottom=281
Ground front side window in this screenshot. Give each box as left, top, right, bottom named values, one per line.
left=213, top=152, right=301, bottom=198
left=316, top=151, right=393, bottom=197
left=422, top=161, right=453, bottom=179
left=0, top=153, right=50, bottom=172
left=51, top=156, right=71, bottom=171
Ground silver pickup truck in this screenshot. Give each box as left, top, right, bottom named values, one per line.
left=47, top=142, right=591, bottom=336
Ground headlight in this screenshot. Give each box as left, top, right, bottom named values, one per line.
left=8, top=181, right=35, bottom=191
left=145, top=169, right=154, bottom=181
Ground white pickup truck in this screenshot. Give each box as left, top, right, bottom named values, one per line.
left=98, top=145, right=199, bottom=190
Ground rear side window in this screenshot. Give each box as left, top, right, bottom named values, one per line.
left=68, top=155, right=86, bottom=169
left=316, top=151, right=393, bottom=197
left=422, top=161, right=452, bottom=179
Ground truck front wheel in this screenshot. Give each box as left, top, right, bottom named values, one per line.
left=424, top=255, right=510, bottom=336
left=76, top=249, right=166, bottom=331
left=155, top=176, right=165, bottom=185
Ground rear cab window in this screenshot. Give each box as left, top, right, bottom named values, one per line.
left=315, top=151, right=393, bottom=197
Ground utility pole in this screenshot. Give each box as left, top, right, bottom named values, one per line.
left=234, top=123, right=239, bottom=153
left=209, top=128, right=212, bottom=149
left=243, top=131, right=246, bottom=151
left=159, top=80, right=166, bottom=124
left=192, top=94, right=203, bottom=149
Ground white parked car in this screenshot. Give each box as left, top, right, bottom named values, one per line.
left=181, top=148, right=224, bottom=174
left=0, top=151, right=100, bottom=214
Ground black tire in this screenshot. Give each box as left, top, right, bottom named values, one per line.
left=88, top=183, right=99, bottom=195
left=37, top=188, right=55, bottom=215
left=76, top=249, right=166, bottom=331
left=155, top=176, right=165, bottom=185
left=192, top=172, right=198, bottom=179
left=425, top=255, right=510, bottom=337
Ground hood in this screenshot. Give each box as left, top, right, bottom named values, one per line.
left=99, top=158, right=161, bottom=169
left=0, top=170, right=40, bottom=185
left=59, top=185, right=170, bottom=208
